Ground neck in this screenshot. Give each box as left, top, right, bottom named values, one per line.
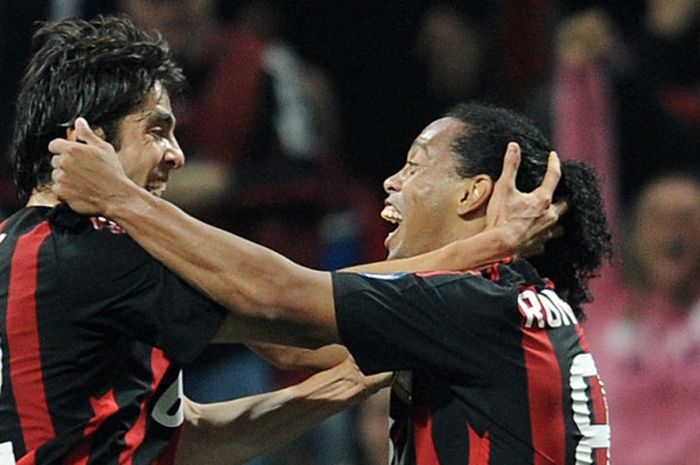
left=447, top=217, right=487, bottom=248
left=26, top=188, right=60, bottom=208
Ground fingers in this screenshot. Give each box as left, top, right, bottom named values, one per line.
left=519, top=225, right=565, bottom=258
left=48, top=118, right=106, bottom=156
left=552, top=200, right=569, bottom=218
left=74, top=117, right=105, bottom=146
left=50, top=154, right=62, bottom=168
left=539, top=200, right=569, bottom=229
left=541, top=225, right=565, bottom=241
left=47, top=138, right=101, bottom=167
left=48, top=137, right=74, bottom=155
left=498, top=142, right=522, bottom=187
left=367, top=372, right=393, bottom=389
left=537, top=151, right=562, bottom=197
left=48, top=117, right=102, bottom=155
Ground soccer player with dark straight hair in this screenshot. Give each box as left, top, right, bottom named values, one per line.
left=50, top=89, right=612, bottom=464
left=1, top=16, right=565, bottom=465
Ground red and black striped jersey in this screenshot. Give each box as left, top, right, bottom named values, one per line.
left=333, top=258, right=610, bottom=465
left=0, top=207, right=226, bottom=465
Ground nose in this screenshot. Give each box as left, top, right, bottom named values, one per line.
left=383, top=171, right=401, bottom=194
left=163, top=137, right=185, bottom=169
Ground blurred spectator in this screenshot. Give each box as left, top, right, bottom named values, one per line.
left=550, top=8, right=621, bottom=234
left=530, top=2, right=700, bottom=212
left=614, top=0, right=700, bottom=207
left=119, top=0, right=320, bottom=222
left=585, top=174, right=700, bottom=465
left=413, top=3, right=502, bottom=118
left=119, top=0, right=387, bottom=265
left=385, top=2, right=504, bottom=167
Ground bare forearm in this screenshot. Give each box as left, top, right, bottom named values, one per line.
left=176, top=360, right=390, bottom=465
left=104, top=180, right=337, bottom=344
left=247, top=342, right=350, bottom=371
left=344, top=228, right=513, bottom=273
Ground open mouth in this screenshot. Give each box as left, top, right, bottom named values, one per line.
left=380, top=205, right=402, bottom=224
left=381, top=204, right=402, bottom=249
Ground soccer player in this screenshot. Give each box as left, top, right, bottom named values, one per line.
left=1, top=16, right=563, bottom=465
left=50, top=97, right=612, bottom=463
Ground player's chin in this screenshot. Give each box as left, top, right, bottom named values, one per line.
left=384, top=237, right=402, bottom=260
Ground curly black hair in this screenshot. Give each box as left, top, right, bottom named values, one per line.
left=11, top=15, right=186, bottom=200
left=446, top=102, right=612, bottom=316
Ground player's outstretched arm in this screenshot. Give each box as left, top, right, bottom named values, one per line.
left=50, top=120, right=565, bottom=347
left=245, top=342, right=351, bottom=372
left=51, top=118, right=339, bottom=346
left=175, top=356, right=391, bottom=465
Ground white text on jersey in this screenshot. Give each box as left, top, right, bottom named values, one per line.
left=518, top=289, right=578, bottom=329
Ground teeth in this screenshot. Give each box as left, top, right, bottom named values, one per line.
left=381, top=205, right=402, bottom=224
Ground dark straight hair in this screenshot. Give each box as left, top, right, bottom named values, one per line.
left=11, top=15, right=186, bottom=200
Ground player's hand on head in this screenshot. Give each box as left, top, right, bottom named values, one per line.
left=49, top=117, right=127, bottom=215
left=486, top=142, right=568, bottom=255
left=518, top=225, right=565, bottom=258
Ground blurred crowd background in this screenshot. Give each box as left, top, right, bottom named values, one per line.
left=1, top=1, right=699, bottom=465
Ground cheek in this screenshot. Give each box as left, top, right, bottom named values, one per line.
left=118, top=147, right=159, bottom=185
left=116, top=152, right=136, bottom=179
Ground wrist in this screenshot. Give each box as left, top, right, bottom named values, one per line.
left=103, top=178, right=151, bottom=223
left=475, top=227, right=517, bottom=260
left=493, top=226, right=518, bottom=257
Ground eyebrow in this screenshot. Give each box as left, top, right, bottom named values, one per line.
left=408, top=139, right=429, bottom=160
left=146, top=109, right=176, bottom=129
left=412, top=139, right=427, bottom=149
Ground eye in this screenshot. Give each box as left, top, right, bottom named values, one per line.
left=405, top=161, right=419, bottom=176
left=148, top=125, right=170, bottom=140
left=150, top=126, right=167, bottom=139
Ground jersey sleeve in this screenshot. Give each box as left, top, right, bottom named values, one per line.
left=332, top=271, right=519, bottom=375
left=57, top=226, right=227, bottom=365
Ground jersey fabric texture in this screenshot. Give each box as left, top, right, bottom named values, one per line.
left=333, top=258, right=610, bottom=465
left=0, top=206, right=227, bottom=465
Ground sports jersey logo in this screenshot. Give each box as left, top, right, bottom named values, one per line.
left=90, top=216, right=126, bottom=235
left=518, top=288, right=578, bottom=329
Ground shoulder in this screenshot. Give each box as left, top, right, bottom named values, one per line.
left=333, top=266, right=521, bottom=309
left=46, top=207, right=158, bottom=276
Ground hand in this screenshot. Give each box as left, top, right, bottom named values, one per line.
left=486, top=142, right=568, bottom=257
left=307, top=355, right=392, bottom=404
left=49, top=117, right=130, bottom=215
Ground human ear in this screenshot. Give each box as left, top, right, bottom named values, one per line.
left=457, top=175, right=493, bottom=216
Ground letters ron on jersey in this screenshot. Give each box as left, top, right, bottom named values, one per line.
left=517, top=288, right=578, bottom=329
